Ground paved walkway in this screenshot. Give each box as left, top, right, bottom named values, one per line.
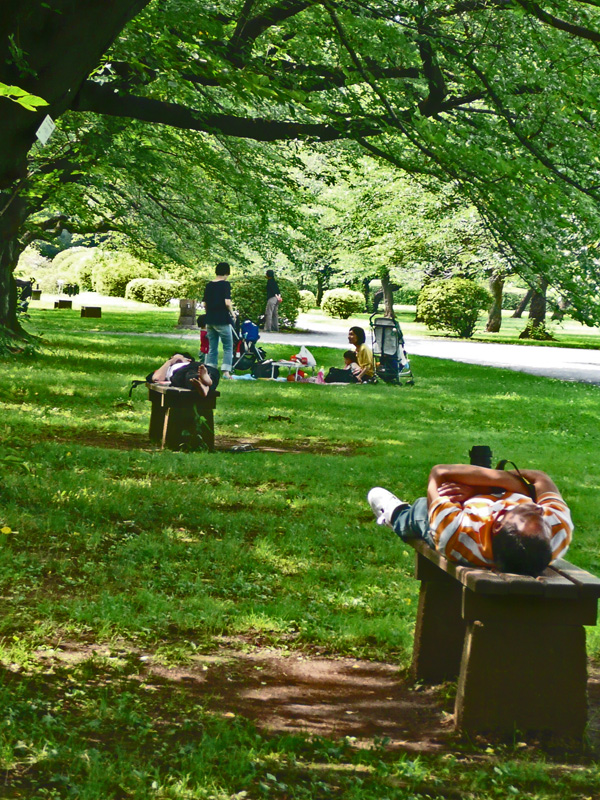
left=257, top=319, right=600, bottom=385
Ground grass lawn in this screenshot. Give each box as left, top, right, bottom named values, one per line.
left=1, top=305, right=600, bottom=797
left=28, top=292, right=600, bottom=349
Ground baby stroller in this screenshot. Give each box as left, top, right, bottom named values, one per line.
left=369, top=313, right=414, bottom=385
left=231, top=317, right=267, bottom=372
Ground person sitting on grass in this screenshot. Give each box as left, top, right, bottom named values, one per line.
left=348, top=326, right=374, bottom=381
left=148, top=353, right=219, bottom=397
left=325, top=350, right=363, bottom=383
left=367, top=464, right=573, bottom=576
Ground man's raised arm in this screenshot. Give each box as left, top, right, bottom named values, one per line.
left=427, top=464, right=561, bottom=506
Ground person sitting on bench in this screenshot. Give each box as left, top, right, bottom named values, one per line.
left=367, top=464, right=573, bottom=577
left=147, top=353, right=219, bottom=396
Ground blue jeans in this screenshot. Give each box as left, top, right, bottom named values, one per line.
left=206, top=324, right=233, bottom=372
left=392, top=497, right=435, bottom=548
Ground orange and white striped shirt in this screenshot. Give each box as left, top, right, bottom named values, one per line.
left=428, top=490, right=573, bottom=567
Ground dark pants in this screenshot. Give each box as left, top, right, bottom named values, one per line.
left=324, top=368, right=358, bottom=384
left=392, top=497, right=435, bottom=547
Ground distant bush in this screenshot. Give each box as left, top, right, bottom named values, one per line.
left=125, top=278, right=181, bottom=306
left=231, top=276, right=300, bottom=325
left=417, top=278, right=491, bottom=338
left=125, top=278, right=155, bottom=302
left=501, top=290, right=527, bottom=311
left=174, top=272, right=209, bottom=301
left=93, top=253, right=158, bottom=297
left=49, top=247, right=103, bottom=291
left=321, top=288, right=364, bottom=319
left=299, top=289, right=317, bottom=312
left=395, top=287, right=420, bottom=305
left=143, top=279, right=180, bottom=307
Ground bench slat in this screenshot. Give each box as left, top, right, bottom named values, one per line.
left=550, top=558, right=600, bottom=598
left=408, top=539, right=598, bottom=599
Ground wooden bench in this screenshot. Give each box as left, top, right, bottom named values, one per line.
left=408, top=539, right=600, bottom=739
left=147, top=384, right=219, bottom=452
left=54, top=299, right=72, bottom=309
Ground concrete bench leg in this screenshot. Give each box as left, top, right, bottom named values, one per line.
left=456, top=620, right=588, bottom=739
left=411, top=555, right=466, bottom=683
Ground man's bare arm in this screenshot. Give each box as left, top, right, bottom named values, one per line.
left=427, top=464, right=561, bottom=505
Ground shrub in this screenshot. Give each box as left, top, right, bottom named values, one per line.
left=231, top=276, right=300, bottom=326
left=395, top=287, right=420, bottom=305
left=518, top=321, right=556, bottom=341
left=321, top=288, right=364, bottom=319
left=299, top=289, right=317, bottom=312
left=93, top=253, right=158, bottom=297
left=125, top=278, right=181, bottom=306
left=417, top=278, right=492, bottom=338
left=125, top=278, right=155, bottom=302
left=501, top=290, right=527, bottom=311
left=143, top=279, right=181, bottom=307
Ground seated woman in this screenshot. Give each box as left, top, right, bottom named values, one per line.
left=147, top=353, right=219, bottom=396
left=348, top=326, right=375, bottom=381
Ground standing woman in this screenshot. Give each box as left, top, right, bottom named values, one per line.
left=348, top=326, right=375, bottom=381
left=203, top=262, right=234, bottom=379
left=264, top=269, right=282, bottom=332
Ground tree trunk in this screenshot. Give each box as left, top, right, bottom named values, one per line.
left=0, top=1, right=151, bottom=337
left=362, top=277, right=371, bottom=312
left=380, top=269, right=395, bottom=319
left=511, top=288, right=533, bottom=318
left=0, top=193, right=29, bottom=338
left=551, top=297, right=570, bottom=321
left=528, top=277, right=548, bottom=327
left=315, top=270, right=327, bottom=306
left=485, top=272, right=504, bottom=332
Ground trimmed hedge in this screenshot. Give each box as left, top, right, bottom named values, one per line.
left=125, top=278, right=155, bottom=303
left=299, top=289, right=317, bottom=312
left=502, top=290, right=527, bottom=310
left=321, top=288, right=364, bottom=319
left=231, top=275, right=300, bottom=325
left=417, top=278, right=491, bottom=338
left=125, top=278, right=181, bottom=306
left=143, top=279, right=180, bottom=307
left=93, top=253, right=158, bottom=297
left=395, top=287, right=420, bottom=305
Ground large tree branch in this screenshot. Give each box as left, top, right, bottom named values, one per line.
left=182, top=61, right=421, bottom=92
left=513, top=0, right=600, bottom=42
left=73, top=81, right=381, bottom=141
left=467, top=57, right=600, bottom=200
left=416, top=8, right=448, bottom=115
left=225, top=0, right=317, bottom=64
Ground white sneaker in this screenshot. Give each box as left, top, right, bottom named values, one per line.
left=367, top=487, right=408, bottom=527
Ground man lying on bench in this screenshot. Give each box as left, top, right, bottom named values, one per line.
left=368, top=464, right=573, bottom=577
left=147, top=353, right=219, bottom=397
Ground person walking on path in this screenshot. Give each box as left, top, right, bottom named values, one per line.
left=264, top=269, right=282, bottom=332
left=203, top=262, right=234, bottom=379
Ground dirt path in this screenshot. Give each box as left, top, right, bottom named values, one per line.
left=36, top=641, right=600, bottom=753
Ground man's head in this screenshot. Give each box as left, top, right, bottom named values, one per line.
left=265, top=269, right=275, bottom=278
left=215, top=261, right=230, bottom=276
left=492, top=504, right=553, bottom=577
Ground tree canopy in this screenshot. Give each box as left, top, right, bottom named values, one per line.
left=3, top=0, right=600, bottom=336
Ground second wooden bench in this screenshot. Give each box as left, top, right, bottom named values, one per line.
left=407, top=539, right=600, bottom=739
left=147, top=384, right=219, bottom=452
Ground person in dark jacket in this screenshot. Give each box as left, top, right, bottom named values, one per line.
left=264, top=269, right=282, bottom=332
left=202, top=262, right=234, bottom=378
